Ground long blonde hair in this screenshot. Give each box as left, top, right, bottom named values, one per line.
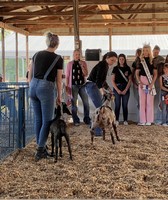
left=140, top=44, right=153, bottom=64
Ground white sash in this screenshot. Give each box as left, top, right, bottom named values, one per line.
left=162, top=74, right=168, bottom=82
left=141, top=59, right=156, bottom=96
left=118, top=68, right=128, bottom=82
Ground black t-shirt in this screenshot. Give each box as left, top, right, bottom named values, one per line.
left=132, top=57, right=141, bottom=69
left=137, top=57, right=156, bottom=76
left=87, top=60, right=109, bottom=89
left=162, top=75, right=168, bottom=90
left=72, top=61, right=84, bottom=85
left=112, top=65, right=132, bottom=84
left=32, top=50, right=63, bottom=82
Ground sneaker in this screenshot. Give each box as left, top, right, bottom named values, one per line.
left=162, top=123, right=168, bottom=127
left=146, top=122, right=151, bottom=126
left=154, top=122, right=162, bottom=125
left=123, top=121, right=128, bottom=125
left=137, top=122, right=146, bottom=126
left=115, top=121, right=119, bottom=126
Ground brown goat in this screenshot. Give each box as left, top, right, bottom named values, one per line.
left=90, top=93, right=120, bottom=144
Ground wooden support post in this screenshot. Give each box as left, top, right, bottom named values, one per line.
left=109, top=28, right=112, bottom=51
left=15, top=32, right=18, bottom=82
left=26, top=35, right=29, bottom=69
left=73, top=0, right=80, bottom=50
left=1, top=28, right=5, bottom=81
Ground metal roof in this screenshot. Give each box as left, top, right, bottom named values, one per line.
left=0, top=0, right=168, bottom=36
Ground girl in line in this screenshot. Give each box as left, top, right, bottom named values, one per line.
left=111, top=54, right=132, bottom=125
left=159, top=63, right=168, bottom=126
left=136, top=44, right=157, bottom=126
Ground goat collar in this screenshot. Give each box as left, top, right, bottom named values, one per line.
left=100, top=105, right=112, bottom=111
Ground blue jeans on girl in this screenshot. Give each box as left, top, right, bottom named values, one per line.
left=85, top=81, right=102, bottom=108
left=85, top=81, right=103, bottom=136
left=161, top=91, right=168, bottom=124
left=113, top=83, right=130, bottom=121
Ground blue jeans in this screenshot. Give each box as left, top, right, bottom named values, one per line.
left=132, top=86, right=139, bottom=122
left=154, top=79, right=162, bottom=124
left=161, top=91, right=168, bottom=124
left=113, top=84, right=130, bottom=121
left=29, top=78, right=55, bottom=147
left=85, top=82, right=102, bottom=108
left=71, top=85, right=90, bottom=124
left=85, top=81, right=103, bottom=135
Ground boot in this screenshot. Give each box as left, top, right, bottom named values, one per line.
left=35, top=147, right=48, bottom=161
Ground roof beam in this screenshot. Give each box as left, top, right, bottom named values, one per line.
left=29, top=31, right=168, bottom=36
left=15, top=21, right=168, bottom=28
left=0, top=0, right=167, bottom=6
left=0, top=22, right=29, bottom=35
left=6, top=18, right=168, bottom=25
left=21, top=23, right=168, bottom=31
left=0, top=8, right=168, bottom=17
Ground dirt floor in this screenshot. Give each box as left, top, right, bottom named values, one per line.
left=0, top=122, right=168, bottom=199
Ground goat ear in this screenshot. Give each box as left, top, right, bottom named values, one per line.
left=54, top=108, right=57, bottom=115
left=100, top=107, right=105, bottom=114
left=55, top=105, right=61, bottom=117
left=54, top=106, right=61, bottom=115
left=111, top=95, right=115, bottom=102
left=62, top=102, right=72, bottom=115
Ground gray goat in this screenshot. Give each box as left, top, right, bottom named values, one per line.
left=90, top=93, right=120, bottom=144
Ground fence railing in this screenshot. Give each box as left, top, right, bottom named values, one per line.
left=0, top=82, right=34, bottom=161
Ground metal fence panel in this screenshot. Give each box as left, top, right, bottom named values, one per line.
left=0, top=82, right=34, bottom=161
